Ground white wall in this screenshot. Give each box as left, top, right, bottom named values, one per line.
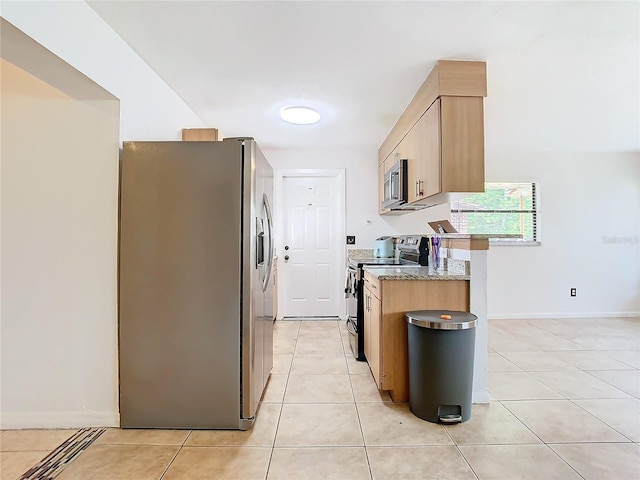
left=265, top=147, right=640, bottom=318
left=1, top=1, right=207, bottom=142
left=264, top=147, right=452, bottom=250
left=486, top=151, right=640, bottom=318
left=1, top=59, right=120, bottom=428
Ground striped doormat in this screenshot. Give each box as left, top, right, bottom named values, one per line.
left=279, top=317, right=341, bottom=321
left=19, top=427, right=106, bottom=480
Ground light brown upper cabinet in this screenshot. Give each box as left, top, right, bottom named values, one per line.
left=407, top=101, right=440, bottom=203
left=378, top=60, right=486, bottom=213
left=378, top=159, right=389, bottom=215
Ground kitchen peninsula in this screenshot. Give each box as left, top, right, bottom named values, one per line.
left=362, top=58, right=490, bottom=403
left=355, top=234, right=489, bottom=404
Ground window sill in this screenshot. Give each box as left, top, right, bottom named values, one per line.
left=489, top=240, right=541, bottom=247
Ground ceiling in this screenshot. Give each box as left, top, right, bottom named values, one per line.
left=82, top=1, right=638, bottom=152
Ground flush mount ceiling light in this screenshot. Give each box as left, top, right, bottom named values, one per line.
left=279, top=106, right=320, bottom=125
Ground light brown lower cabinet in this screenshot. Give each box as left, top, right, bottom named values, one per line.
left=363, top=271, right=470, bottom=403
left=364, top=281, right=382, bottom=387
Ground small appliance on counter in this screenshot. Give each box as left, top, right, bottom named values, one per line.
left=373, top=236, right=394, bottom=258
left=396, top=235, right=430, bottom=266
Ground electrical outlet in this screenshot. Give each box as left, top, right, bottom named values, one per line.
left=346, top=236, right=356, bottom=245
left=570, top=288, right=576, bottom=297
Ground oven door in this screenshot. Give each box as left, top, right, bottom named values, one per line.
left=345, top=266, right=361, bottom=360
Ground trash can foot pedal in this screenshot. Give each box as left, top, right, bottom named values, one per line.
left=438, top=414, right=462, bottom=424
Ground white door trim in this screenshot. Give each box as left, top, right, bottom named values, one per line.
left=275, top=169, right=346, bottom=320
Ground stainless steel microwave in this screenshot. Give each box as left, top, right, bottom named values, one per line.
left=382, top=158, right=429, bottom=211
left=384, top=157, right=430, bottom=211
left=382, top=158, right=407, bottom=209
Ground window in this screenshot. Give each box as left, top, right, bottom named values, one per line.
left=450, top=182, right=539, bottom=244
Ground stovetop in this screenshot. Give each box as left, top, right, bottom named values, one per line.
left=348, top=257, right=409, bottom=268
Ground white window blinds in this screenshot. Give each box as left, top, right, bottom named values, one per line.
left=450, top=182, right=538, bottom=243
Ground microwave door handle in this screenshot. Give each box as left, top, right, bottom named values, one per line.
left=385, top=172, right=391, bottom=199
left=391, top=171, right=399, bottom=200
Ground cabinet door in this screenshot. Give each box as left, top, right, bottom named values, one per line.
left=378, top=160, right=389, bottom=215
left=414, top=99, right=442, bottom=200
left=402, top=124, right=420, bottom=204
left=369, top=291, right=382, bottom=389
left=440, top=96, right=484, bottom=193
left=363, top=287, right=371, bottom=363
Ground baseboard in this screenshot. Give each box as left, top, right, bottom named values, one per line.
left=0, top=410, right=119, bottom=429
left=488, top=312, right=640, bottom=320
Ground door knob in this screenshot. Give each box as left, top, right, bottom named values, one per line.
left=284, top=255, right=290, bottom=261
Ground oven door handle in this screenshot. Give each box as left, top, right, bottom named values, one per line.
left=345, top=318, right=357, bottom=336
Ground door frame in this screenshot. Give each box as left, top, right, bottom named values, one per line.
left=274, top=169, right=346, bottom=320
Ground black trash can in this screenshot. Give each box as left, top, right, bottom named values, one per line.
left=406, top=310, right=477, bottom=424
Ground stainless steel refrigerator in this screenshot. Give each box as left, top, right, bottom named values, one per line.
left=119, top=138, right=274, bottom=430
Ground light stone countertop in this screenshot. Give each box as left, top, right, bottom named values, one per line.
left=423, top=233, right=521, bottom=240
left=363, top=265, right=470, bottom=281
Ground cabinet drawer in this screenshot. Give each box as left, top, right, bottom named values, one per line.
left=363, top=272, right=381, bottom=298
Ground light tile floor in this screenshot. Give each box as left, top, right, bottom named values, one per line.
left=2, top=317, right=639, bottom=479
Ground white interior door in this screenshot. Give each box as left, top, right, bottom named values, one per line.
left=280, top=173, right=344, bottom=318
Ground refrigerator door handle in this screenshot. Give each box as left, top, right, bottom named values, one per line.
left=256, top=217, right=265, bottom=267
left=262, top=193, right=274, bottom=292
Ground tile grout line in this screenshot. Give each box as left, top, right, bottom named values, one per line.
left=265, top=319, right=299, bottom=479
left=544, top=443, right=588, bottom=480
left=564, top=397, right=638, bottom=443
left=158, top=429, right=193, bottom=480
left=495, top=363, right=637, bottom=441
left=523, top=319, right=589, bottom=351
left=497, top=399, right=552, bottom=446
left=495, top=396, right=618, bottom=477
left=491, top=367, right=569, bottom=400
left=339, top=319, right=375, bottom=480
left=442, top=426, right=480, bottom=480
left=276, top=320, right=372, bottom=478
left=493, top=331, right=625, bottom=480
left=341, top=318, right=375, bottom=480
left=580, top=369, right=637, bottom=398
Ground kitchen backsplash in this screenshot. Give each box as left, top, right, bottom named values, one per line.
left=347, top=249, right=374, bottom=259
left=444, top=258, right=471, bottom=276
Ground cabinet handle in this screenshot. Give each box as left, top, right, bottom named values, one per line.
left=415, top=180, right=419, bottom=197
left=418, top=180, right=424, bottom=196
left=370, top=283, right=377, bottom=290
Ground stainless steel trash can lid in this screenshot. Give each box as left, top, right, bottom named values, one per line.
left=406, top=310, right=477, bottom=330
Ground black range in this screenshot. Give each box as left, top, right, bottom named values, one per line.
left=346, top=258, right=401, bottom=361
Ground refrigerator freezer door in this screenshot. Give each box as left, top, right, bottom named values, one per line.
left=119, top=140, right=244, bottom=429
